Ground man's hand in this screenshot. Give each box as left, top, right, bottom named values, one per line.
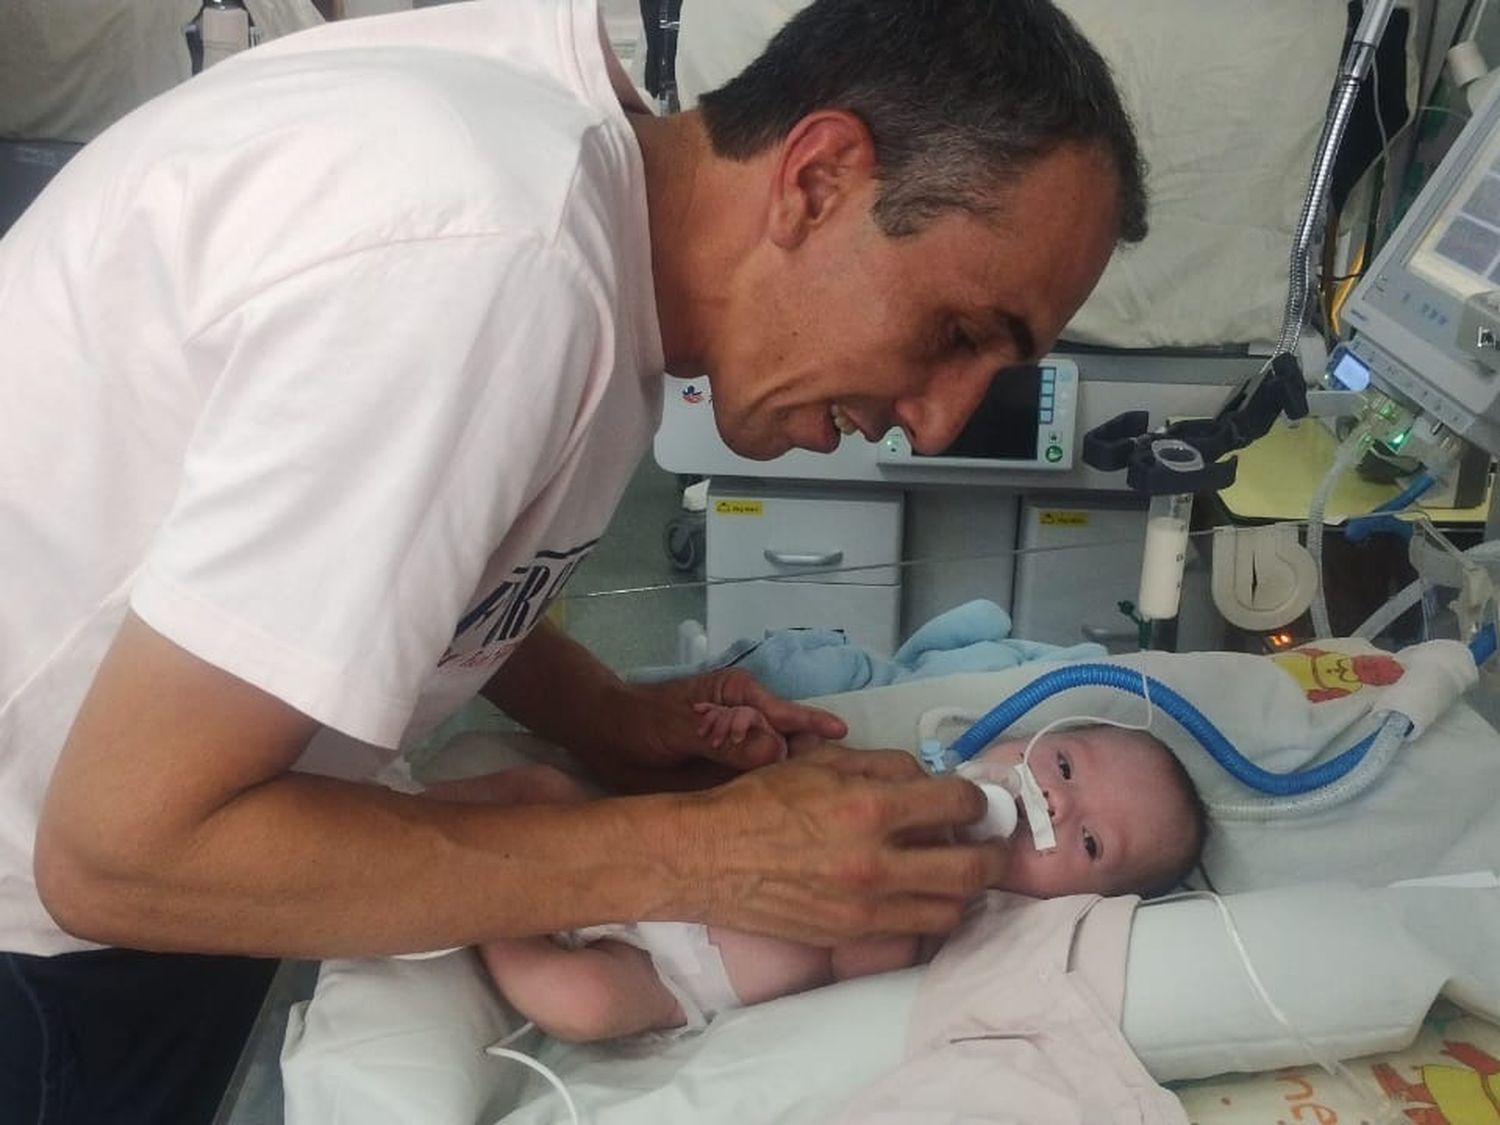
left=667, top=742, right=1007, bottom=944
left=483, top=623, right=846, bottom=792
left=614, top=667, right=847, bottom=779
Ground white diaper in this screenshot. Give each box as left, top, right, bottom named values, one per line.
left=556, top=922, right=742, bottom=1035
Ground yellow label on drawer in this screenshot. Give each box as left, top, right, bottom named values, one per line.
left=1038, top=510, right=1089, bottom=527
left=714, top=499, right=764, bottom=516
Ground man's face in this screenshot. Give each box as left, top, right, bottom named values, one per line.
left=969, top=728, right=1195, bottom=898
left=704, top=144, right=1122, bottom=460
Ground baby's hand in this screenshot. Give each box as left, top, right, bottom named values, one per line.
left=693, top=701, right=787, bottom=759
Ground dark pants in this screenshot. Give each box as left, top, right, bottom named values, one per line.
left=1, top=947, right=278, bottom=1125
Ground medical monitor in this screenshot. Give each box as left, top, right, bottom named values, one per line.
left=1342, top=82, right=1500, bottom=455
left=875, top=361, right=1077, bottom=470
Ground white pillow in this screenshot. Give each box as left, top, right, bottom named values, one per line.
left=1122, top=884, right=1453, bottom=1082
left=282, top=950, right=525, bottom=1125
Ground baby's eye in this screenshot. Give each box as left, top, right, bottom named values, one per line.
left=1083, top=829, right=1099, bottom=860
left=1057, top=753, right=1072, bottom=781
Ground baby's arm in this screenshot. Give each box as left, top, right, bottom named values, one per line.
left=693, top=701, right=788, bottom=758
left=829, top=935, right=923, bottom=982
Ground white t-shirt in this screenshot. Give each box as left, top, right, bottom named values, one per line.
left=0, top=0, right=663, bottom=956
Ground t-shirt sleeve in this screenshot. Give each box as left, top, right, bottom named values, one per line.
left=130, top=233, right=611, bottom=746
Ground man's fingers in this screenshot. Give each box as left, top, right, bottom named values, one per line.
left=719, top=673, right=848, bottom=740
left=759, top=697, right=848, bottom=740
left=875, top=775, right=990, bottom=835
left=881, top=839, right=1007, bottom=899
left=808, top=745, right=930, bottom=783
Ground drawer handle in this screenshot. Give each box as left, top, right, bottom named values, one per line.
left=764, top=548, right=845, bottom=568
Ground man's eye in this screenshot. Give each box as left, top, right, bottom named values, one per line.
left=1057, top=753, right=1072, bottom=781
left=1083, top=830, right=1099, bottom=860
left=951, top=326, right=978, bottom=353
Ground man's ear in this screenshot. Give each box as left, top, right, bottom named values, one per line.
left=765, top=110, right=877, bottom=250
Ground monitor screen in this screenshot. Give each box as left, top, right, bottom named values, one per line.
left=917, top=364, right=1042, bottom=461
left=1410, top=125, right=1500, bottom=299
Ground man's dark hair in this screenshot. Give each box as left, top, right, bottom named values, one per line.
left=697, top=0, right=1148, bottom=242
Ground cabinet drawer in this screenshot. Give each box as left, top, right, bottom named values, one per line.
left=708, top=579, right=901, bottom=656
left=707, top=484, right=902, bottom=585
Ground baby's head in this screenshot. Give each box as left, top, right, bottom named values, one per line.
left=966, top=724, right=1207, bottom=899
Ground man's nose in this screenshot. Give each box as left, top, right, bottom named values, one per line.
left=894, top=365, right=994, bottom=454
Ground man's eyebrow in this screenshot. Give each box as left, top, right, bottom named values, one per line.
left=988, top=308, right=1038, bottom=362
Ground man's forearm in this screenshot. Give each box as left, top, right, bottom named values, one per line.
left=37, top=771, right=712, bottom=958
left=481, top=620, right=639, bottom=766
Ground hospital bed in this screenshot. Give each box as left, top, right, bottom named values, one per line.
left=249, top=639, right=1500, bottom=1124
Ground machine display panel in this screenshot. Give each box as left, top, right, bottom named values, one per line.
left=1409, top=123, right=1500, bottom=300
left=875, top=361, right=1078, bottom=470
left=927, top=364, right=1043, bottom=460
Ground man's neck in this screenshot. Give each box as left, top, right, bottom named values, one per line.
left=628, top=110, right=760, bottom=378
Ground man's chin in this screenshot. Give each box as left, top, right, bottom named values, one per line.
left=715, top=423, right=794, bottom=462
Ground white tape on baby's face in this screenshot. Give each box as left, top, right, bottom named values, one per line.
left=1013, top=761, right=1056, bottom=852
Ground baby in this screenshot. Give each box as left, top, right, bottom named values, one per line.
left=430, top=709, right=1207, bottom=1043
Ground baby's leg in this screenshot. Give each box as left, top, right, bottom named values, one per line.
left=479, top=937, right=685, bottom=1042
left=705, top=926, right=835, bottom=1005
left=437, top=767, right=683, bottom=1040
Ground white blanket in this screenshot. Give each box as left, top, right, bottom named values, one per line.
left=282, top=644, right=1500, bottom=1123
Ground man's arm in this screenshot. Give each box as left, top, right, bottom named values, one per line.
left=482, top=620, right=843, bottom=790
left=35, top=613, right=1003, bottom=957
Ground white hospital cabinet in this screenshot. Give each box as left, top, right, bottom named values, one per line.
left=658, top=352, right=1254, bottom=656
left=705, top=482, right=904, bottom=654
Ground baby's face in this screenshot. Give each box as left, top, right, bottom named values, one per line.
left=969, top=728, right=1194, bottom=898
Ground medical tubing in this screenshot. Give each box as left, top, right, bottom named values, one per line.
left=1372, top=470, right=1436, bottom=513
left=947, top=663, right=1379, bottom=797
left=1472, top=621, right=1498, bottom=665
left=1354, top=540, right=1500, bottom=640
left=1209, top=711, right=1411, bottom=820
left=1309, top=427, right=1371, bottom=638
left=1212, top=628, right=1493, bottom=816
left=1353, top=576, right=1423, bottom=639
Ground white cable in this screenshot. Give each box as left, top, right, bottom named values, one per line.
left=1353, top=576, right=1423, bottom=639
left=391, top=947, right=463, bottom=961
left=486, top=1035, right=582, bottom=1125
left=1468, top=0, right=1494, bottom=41
left=1157, top=890, right=1402, bottom=1124
left=491, top=1019, right=538, bottom=1050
